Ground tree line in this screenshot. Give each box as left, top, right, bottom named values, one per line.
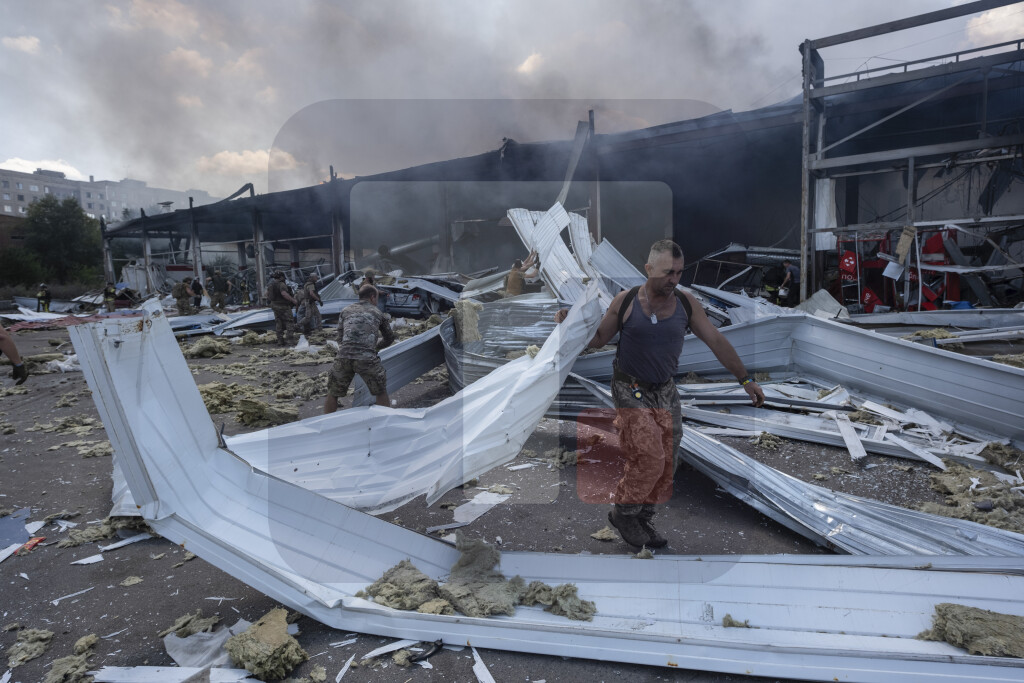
left=0, top=195, right=103, bottom=289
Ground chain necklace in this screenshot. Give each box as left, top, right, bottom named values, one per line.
left=640, top=284, right=658, bottom=325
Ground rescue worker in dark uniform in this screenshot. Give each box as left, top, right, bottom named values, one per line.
left=36, top=284, right=51, bottom=312
left=102, top=282, right=118, bottom=313
left=556, top=240, right=765, bottom=549
left=325, top=284, right=395, bottom=412
left=267, top=271, right=297, bottom=346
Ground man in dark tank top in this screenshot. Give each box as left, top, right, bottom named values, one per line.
left=556, top=240, right=765, bottom=549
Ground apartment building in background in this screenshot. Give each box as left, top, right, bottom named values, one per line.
left=0, top=166, right=217, bottom=222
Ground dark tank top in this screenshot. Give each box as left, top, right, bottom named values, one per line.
left=617, top=295, right=688, bottom=384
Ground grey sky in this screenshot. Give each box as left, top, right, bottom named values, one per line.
left=2, top=1, right=1021, bottom=197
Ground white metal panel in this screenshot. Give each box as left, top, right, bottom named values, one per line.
left=70, top=301, right=1024, bottom=682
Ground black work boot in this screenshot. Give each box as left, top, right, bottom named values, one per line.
left=608, top=506, right=650, bottom=548
left=638, top=505, right=668, bottom=549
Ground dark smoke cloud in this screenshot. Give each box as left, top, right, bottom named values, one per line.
left=0, top=0, right=967, bottom=196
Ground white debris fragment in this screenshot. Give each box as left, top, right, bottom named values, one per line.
left=18, top=572, right=28, bottom=580
left=361, top=638, right=418, bottom=660
left=71, top=554, right=104, bottom=565
left=471, top=646, right=496, bottom=683
left=505, top=463, right=537, bottom=471
left=51, top=586, right=94, bottom=605
left=24, top=520, right=45, bottom=535
left=417, top=660, right=434, bottom=669
left=329, top=638, right=357, bottom=648
left=98, top=532, right=151, bottom=552
left=0, top=543, right=20, bottom=566
left=335, top=654, right=355, bottom=681
left=453, top=491, right=511, bottom=524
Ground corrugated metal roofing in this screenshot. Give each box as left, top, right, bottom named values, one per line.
left=69, top=304, right=1024, bottom=681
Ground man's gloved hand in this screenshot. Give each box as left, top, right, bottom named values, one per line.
left=11, top=363, right=28, bottom=386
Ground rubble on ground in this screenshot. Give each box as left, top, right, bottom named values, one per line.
left=42, top=632, right=96, bottom=683
left=393, top=314, right=444, bottom=341
left=225, top=607, right=308, bottom=680
left=979, top=442, right=1024, bottom=470
left=26, top=415, right=98, bottom=436
left=590, top=526, right=618, bottom=541
left=237, top=398, right=299, bottom=427
left=197, top=381, right=267, bottom=414
left=157, top=609, right=221, bottom=638
left=7, top=627, right=54, bottom=668
left=992, top=353, right=1024, bottom=369
left=902, top=328, right=964, bottom=349
left=543, top=447, right=578, bottom=469
left=363, top=535, right=595, bottom=621
left=57, top=516, right=151, bottom=548
left=750, top=431, right=784, bottom=450
left=918, top=462, right=1024, bottom=533
left=183, top=337, right=233, bottom=358
left=918, top=603, right=1024, bottom=657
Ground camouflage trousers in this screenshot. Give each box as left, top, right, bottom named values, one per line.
left=297, top=302, right=322, bottom=333
left=271, top=303, right=294, bottom=342
left=327, top=355, right=387, bottom=397
left=210, top=292, right=226, bottom=311
left=175, top=297, right=191, bottom=316
left=104, top=300, right=116, bottom=313
left=610, top=374, right=682, bottom=516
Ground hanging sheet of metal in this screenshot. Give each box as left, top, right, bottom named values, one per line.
left=67, top=303, right=1024, bottom=682
left=507, top=204, right=588, bottom=303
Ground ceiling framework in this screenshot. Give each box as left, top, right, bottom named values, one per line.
left=798, top=0, right=1024, bottom=306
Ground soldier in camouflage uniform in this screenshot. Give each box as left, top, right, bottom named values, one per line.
left=556, top=240, right=764, bottom=549
left=173, top=278, right=195, bottom=316
left=325, top=284, right=395, bottom=412
left=266, top=271, right=297, bottom=346
left=299, top=274, right=321, bottom=333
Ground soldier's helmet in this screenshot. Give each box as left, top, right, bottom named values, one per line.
left=307, top=274, right=316, bottom=282
left=273, top=271, right=285, bottom=279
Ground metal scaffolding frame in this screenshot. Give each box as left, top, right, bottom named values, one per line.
left=799, top=0, right=1024, bottom=302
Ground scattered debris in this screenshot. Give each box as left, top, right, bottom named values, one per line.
left=41, top=633, right=98, bottom=683
left=846, top=409, right=883, bottom=425
left=542, top=447, right=577, bottom=469
left=632, top=548, right=654, bottom=559
left=750, top=431, right=783, bottom=450
left=992, top=353, right=1024, bottom=369
left=830, top=466, right=851, bottom=476
left=391, top=650, right=413, bottom=667
left=225, top=608, right=308, bottom=680
left=119, top=575, right=143, bottom=587
left=26, top=415, right=98, bottom=437
left=47, top=439, right=113, bottom=458
left=198, top=382, right=267, bottom=414
left=486, top=484, right=514, bottom=495
left=309, top=664, right=327, bottom=682
left=50, top=587, right=94, bottom=606
left=172, top=551, right=197, bottom=568
left=364, top=536, right=596, bottom=622
left=979, top=442, right=1024, bottom=471
left=57, top=517, right=149, bottom=548
left=54, top=392, right=79, bottom=408
left=183, top=337, right=233, bottom=358
left=43, top=510, right=79, bottom=523
left=919, top=462, right=1024, bottom=533
left=722, top=615, right=753, bottom=628
left=237, top=399, right=299, bottom=427
left=902, top=328, right=964, bottom=349
left=7, top=628, right=54, bottom=668
left=365, top=560, right=441, bottom=611
left=392, top=314, right=443, bottom=341
left=453, top=491, right=511, bottom=525
left=918, top=603, right=1024, bottom=657
left=235, top=331, right=276, bottom=346
left=590, top=526, right=617, bottom=541
left=158, top=610, right=221, bottom=638
left=471, top=646, right=496, bottom=683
